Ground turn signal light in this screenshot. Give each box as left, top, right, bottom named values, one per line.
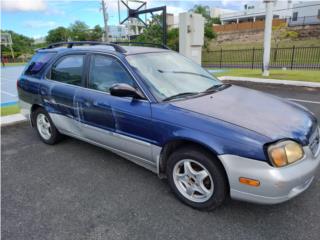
left=239, top=177, right=260, bottom=187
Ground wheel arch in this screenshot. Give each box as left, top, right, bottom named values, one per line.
left=30, top=104, right=44, bottom=126
left=158, top=138, right=228, bottom=182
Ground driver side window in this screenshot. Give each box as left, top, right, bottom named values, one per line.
left=89, top=55, right=134, bottom=92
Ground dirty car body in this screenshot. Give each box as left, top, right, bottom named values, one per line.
left=17, top=42, right=320, bottom=209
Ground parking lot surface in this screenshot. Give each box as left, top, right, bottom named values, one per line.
left=0, top=66, right=24, bottom=106
left=2, top=83, right=320, bottom=240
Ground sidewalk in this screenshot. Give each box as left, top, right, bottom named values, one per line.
left=218, top=76, right=320, bottom=88
left=0, top=114, right=27, bottom=127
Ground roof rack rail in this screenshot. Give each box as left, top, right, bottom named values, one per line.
left=45, top=41, right=127, bottom=53
left=111, top=42, right=170, bottom=50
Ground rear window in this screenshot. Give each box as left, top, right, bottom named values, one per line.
left=24, top=52, right=56, bottom=76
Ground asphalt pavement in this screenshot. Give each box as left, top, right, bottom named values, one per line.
left=0, top=66, right=24, bottom=106
left=2, top=83, right=320, bottom=240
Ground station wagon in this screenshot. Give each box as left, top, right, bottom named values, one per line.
left=18, top=42, right=320, bottom=210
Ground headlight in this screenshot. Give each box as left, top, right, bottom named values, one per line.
left=267, top=140, right=304, bottom=167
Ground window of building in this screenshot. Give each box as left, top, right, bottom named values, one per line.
left=292, top=12, right=298, bottom=21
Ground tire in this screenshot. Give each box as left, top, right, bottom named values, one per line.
left=166, top=146, right=228, bottom=210
left=33, top=108, right=62, bottom=145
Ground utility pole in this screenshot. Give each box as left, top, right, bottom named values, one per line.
left=101, top=0, right=109, bottom=42
left=262, top=0, right=275, bottom=76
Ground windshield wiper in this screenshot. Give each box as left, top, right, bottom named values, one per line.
left=158, top=70, right=213, bottom=80
left=162, top=92, right=199, bottom=102
left=204, top=83, right=231, bottom=93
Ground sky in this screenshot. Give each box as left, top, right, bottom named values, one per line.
left=1, top=0, right=262, bottom=39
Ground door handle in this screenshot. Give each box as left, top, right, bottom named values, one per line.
left=84, top=101, right=91, bottom=107
left=92, top=101, right=111, bottom=109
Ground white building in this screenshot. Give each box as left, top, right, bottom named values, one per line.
left=289, top=1, right=320, bottom=26
left=107, top=25, right=128, bottom=41
left=220, top=0, right=293, bottom=24
left=210, top=8, right=236, bottom=18
left=220, top=0, right=320, bottom=25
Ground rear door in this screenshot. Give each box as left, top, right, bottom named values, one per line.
left=42, top=54, right=86, bottom=136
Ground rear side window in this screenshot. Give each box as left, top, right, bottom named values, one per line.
left=50, top=55, right=84, bottom=86
left=24, top=52, right=56, bottom=76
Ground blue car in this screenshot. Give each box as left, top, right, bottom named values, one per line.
left=18, top=42, right=320, bottom=210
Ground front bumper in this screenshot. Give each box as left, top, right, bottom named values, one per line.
left=219, top=142, right=320, bottom=204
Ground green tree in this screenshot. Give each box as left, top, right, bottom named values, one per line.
left=135, top=14, right=179, bottom=51
left=135, top=15, right=163, bottom=43
left=88, top=25, right=103, bottom=41
left=190, top=5, right=211, bottom=19
left=1, top=30, right=34, bottom=58
left=167, top=28, right=179, bottom=51
left=190, top=4, right=219, bottom=41
left=69, top=21, right=90, bottom=41
left=46, top=27, right=69, bottom=43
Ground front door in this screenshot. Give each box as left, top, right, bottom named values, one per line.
left=76, top=54, right=154, bottom=163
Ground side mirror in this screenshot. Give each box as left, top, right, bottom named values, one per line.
left=110, top=83, right=145, bottom=99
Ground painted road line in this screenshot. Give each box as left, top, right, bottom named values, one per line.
left=287, top=98, right=320, bottom=105
left=1, top=101, right=18, bottom=107
left=1, top=90, right=17, bottom=97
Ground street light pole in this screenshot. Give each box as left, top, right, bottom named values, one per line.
left=262, top=0, right=275, bottom=76
left=101, top=0, right=109, bottom=42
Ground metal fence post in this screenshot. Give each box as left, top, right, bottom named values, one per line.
left=219, top=48, right=223, bottom=68
left=251, top=47, right=255, bottom=69
left=273, top=44, right=278, bottom=64
left=290, top=45, right=296, bottom=70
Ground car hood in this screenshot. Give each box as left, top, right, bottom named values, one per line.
left=171, top=85, right=316, bottom=144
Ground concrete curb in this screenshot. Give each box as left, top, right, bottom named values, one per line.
left=218, top=76, right=320, bottom=88
left=0, top=113, right=27, bottom=127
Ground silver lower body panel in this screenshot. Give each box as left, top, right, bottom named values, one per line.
left=49, top=113, right=161, bottom=174
left=219, top=146, right=320, bottom=204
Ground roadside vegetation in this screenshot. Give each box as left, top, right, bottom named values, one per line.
left=1, top=21, right=104, bottom=61
left=0, top=105, right=20, bottom=116
left=2, top=62, right=26, bottom=66
left=212, top=69, right=320, bottom=82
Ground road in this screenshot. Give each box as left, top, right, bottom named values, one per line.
left=2, top=83, right=320, bottom=240
left=0, top=66, right=24, bottom=106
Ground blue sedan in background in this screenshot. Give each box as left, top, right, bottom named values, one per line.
left=17, top=42, right=320, bottom=210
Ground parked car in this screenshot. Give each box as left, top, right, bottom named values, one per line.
left=18, top=41, right=320, bottom=210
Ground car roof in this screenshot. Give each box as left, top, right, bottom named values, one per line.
left=38, top=45, right=170, bottom=56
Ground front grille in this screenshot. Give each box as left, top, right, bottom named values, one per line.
left=309, top=128, right=320, bottom=156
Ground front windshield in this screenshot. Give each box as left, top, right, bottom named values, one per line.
left=126, top=52, right=221, bottom=101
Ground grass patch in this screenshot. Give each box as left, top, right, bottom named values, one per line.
left=2, top=62, right=26, bottom=67
left=212, top=69, right=320, bottom=82
left=0, top=105, right=20, bottom=116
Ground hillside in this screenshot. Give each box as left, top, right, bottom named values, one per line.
left=209, top=25, right=320, bottom=50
